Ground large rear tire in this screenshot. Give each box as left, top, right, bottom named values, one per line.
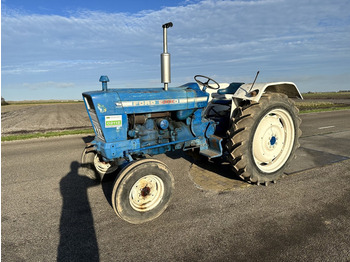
left=226, top=93, right=301, bottom=185
left=111, top=159, right=175, bottom=224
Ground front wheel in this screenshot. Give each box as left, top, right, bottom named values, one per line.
left=111, top=159, right=175, bottom=224
left=81, top=148, right=119, bottom=181
left=226, top=93, right=301, bottom=185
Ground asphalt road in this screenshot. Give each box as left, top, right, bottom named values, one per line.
left=1, top=110, right=350, bottom=261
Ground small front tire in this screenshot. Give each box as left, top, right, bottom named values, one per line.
left=81, top=148, right=119, bottom=181
left=111, top=159, right=175, bottom=224
left=81, top=148, right=100, bottom=180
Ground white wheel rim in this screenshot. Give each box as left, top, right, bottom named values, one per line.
left=252, top=108, right=295, bottom=173
left=94, top=154, right=118, bottom=175
left=129, top=175, right=165, bottom=212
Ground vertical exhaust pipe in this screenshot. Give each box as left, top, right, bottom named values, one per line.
left=161, top=22, right=173, bottom=91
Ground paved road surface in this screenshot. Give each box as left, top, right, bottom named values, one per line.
left=2, top=110, right=350, bottom=261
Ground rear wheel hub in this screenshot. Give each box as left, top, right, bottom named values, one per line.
left=252, top=108, right=295, bottom=173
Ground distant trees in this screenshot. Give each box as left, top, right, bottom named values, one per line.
left=1, top=97, right=8, bottom=105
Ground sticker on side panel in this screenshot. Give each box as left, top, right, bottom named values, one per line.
left=105, top=115, right=122, bottom=128
left=97, top=103, right=107, bottom=113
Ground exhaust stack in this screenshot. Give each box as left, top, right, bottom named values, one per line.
left=161, top=22, right=173, bottom=91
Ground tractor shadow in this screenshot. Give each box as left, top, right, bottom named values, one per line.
left=166, top=151, right=248, bottom=191
left=82, top=135, right=95, bottom=144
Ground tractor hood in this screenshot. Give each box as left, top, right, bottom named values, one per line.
left=82, top=83, right=209, bottom=115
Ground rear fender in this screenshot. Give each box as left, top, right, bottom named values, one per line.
left=232, top=82, right=303, bottom=102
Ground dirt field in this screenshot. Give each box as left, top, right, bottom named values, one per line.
left=1, top=103, right=91, bottom=136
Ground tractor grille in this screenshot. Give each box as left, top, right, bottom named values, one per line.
left=89, top=111, right=105, bottom=141
left=84, top=95, right=105, bottom=141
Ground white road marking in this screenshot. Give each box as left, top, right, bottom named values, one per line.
left=318, top=125, right=335, bottom=130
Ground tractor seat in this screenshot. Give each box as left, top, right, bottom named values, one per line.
left=217, top=82, right=244, bottom=95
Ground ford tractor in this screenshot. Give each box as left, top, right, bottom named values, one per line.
left=81, top=22, right=302, bottom=224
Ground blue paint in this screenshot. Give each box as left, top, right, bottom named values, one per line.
left=270, top=136, right=276, bottom=146
left=217, top=82, right=244, bottom=95
left=157, top=119, right=169, bottom=130
left=83, top=77, right=223, bottom=162
left=99, top=75, right=109, bottom=91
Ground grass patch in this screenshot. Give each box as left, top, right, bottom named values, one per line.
left=295, top=100, right=350, bottom=113
left=2, top=129, right=94, bottom=142
left=296, top=101, right=334, bottom=110
left=298, top=105, right=350, bottom=114
left=302, top=91, right=350, bottom=99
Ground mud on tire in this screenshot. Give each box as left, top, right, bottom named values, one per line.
left=226, top=93, right=302, bottom=185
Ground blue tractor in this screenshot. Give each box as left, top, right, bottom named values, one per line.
left=82, top=23, right=302, bottom=224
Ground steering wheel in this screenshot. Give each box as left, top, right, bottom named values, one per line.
left=194, top=75, right=220, bottom=91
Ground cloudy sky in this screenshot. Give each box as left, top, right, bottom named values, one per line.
left=2, top=0, right=350, bottom=101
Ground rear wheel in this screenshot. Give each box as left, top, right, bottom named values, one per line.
left=111, top=159, right=174, bottom=224
left=226, top=93, right=301, bottom=185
